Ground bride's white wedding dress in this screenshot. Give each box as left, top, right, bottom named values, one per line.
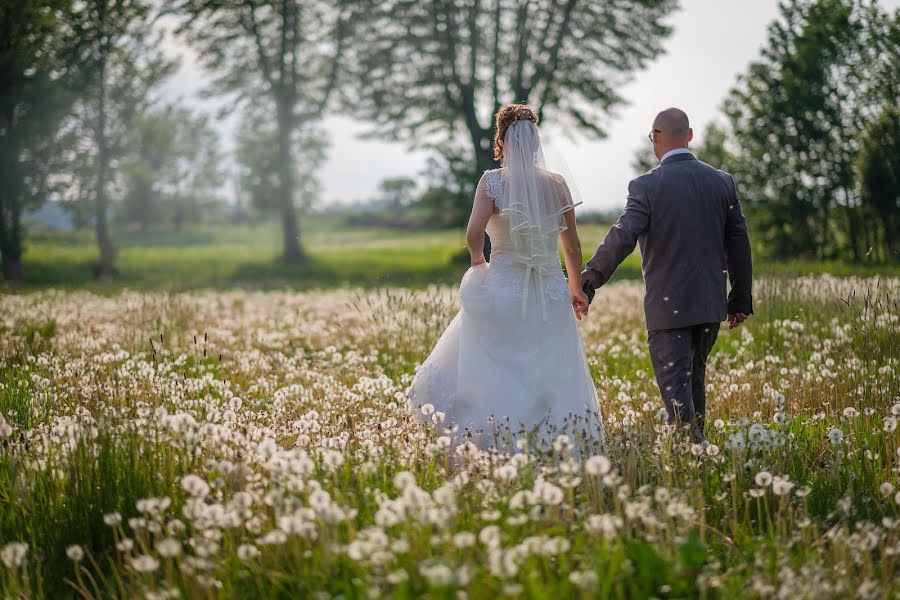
left=407, top=164, right=602, bottom=444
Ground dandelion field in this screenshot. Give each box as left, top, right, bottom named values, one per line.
left=0, top=276, right=898, bottom=599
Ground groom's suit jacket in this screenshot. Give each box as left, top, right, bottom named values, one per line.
left=581, top=152, right=753, bottom=331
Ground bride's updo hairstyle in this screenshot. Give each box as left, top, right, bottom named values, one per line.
left=493, top=103, right=539, bottom=161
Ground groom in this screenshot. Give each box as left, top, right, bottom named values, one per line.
left=577, top=108, right=753, bottom=443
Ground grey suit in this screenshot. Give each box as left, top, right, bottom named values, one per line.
left=581, top=152, right=753, bottom=439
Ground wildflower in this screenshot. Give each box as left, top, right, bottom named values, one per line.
left=884, top=417, right=897, bottom=433
left=772, top=476, right=794, bottom=496
left=420, top=403, right=435, bottom=416
left=237, top=544, right=260, bottom=560
left=879, top=482, right=895, bottom=496
left=749, top=488, right=766, bottom=498
left=117, top=538, right=134, bottom=552
left=569, top=570, right=599, bottom=589
left=728, top=432, right=746, bottom=452
left=584, top=455, right=612, bottom=477
left=419, top=563, right=454, bottom=586
left=66, top=545, right=84, bottom=562
left=714, top=419, right=725, bottom=429
left=755, top=471, right=773, bottom=487
left=387, top=570, right=409, bottom=584
left=493, top=464, right=517, bottom=482
left=690, top=444, right=704, bottom=456
left=795, top=487, right=811, bottom=498
left=705, top=444, right=720, bottom=457
left=827, top=427, right=843, bottom=444
left=156, top=538, right=181, bottom=558
left=1, top=543, right=28, bottom=568
left=103, top=512, right=122, bottom=526
left=181, top=474, right=210, bottom=498
left=585, top=514, right=622, bottom=538
left=552, top=434, right=571, bottom=454
left=842, top=407, right=858, bottom=418
left=453, top=532, right=476, bottom=548
left=131, top=554, right=160, bottom=573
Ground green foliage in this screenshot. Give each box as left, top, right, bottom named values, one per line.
left=121, top=105, right=226, bottom=231
left=60, top=0, right=179, bottom=279
left=0, top=277, right=898, bottom=597
left=3, top=222, right=897, bottom=293
left=0, top=429, right=188, bottom=598
left=707, top=0, right=900, bottom=263
left=855, top=106, right=900, bottom=262
left=0, top=0, right=80, bottom=280
left=173, top=0, right=361, bottom=260
left=353, top=0, right=678, bottom=213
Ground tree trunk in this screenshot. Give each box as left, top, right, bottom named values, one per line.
left=2, top=255, right=21, bottom=282
left=276, top=97, right=302, bottom=262
left=0, top=126, right=23, bottom=282
left=94, top=51, right=117, bottom=280
left=0, top=144, right=22, bottom=282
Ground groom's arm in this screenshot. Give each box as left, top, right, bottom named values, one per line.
left=724, top=175, right=753, bottom=315
left=580, top=179, right=650, bottom=303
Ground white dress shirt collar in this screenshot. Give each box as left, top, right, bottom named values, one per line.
left=659, top=147, right=693, bottom=163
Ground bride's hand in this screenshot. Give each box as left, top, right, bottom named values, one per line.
left=570, top=286, right=589, bottom=320
left=471, top=255, right=486, bottom=267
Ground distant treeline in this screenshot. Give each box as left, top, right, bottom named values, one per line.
left=0, top=0, right=896, bottom=284
left=632, top=1, right=898, bottom=263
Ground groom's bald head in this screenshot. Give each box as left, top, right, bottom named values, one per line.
left=650, top=108, right=693, bottom=159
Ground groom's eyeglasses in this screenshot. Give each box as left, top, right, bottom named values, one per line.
left=648, top=129, right=661, bottom=141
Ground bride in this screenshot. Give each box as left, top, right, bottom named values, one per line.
left=407, top=104, right=602, bottom=448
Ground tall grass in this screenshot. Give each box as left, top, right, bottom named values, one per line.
left=0, top=276, right=897, bottom=598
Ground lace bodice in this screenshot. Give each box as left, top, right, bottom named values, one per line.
left=483, top=169, right=560, bottom=265
left=482, top=169, right=569, bottom=314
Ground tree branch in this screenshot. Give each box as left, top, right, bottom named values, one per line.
left=241, top=0, right=275, bottom=91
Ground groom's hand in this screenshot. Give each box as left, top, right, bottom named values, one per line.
left=727, top=312, right=748, bottom=329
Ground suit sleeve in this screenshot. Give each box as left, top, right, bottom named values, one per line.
left=724, top=175, right=753, bottom=315
left=580, top=178, right=650, bottom=303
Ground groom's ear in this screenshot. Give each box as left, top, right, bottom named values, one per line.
left=687, top=128, right=694, bottom=143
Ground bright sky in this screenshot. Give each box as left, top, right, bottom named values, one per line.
left=161, top=0, right=899, bottom=212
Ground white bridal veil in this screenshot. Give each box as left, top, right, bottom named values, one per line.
left=494, top=120, right=582, bottom=319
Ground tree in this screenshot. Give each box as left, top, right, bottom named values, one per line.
left=353, top=0, right=676, bottom=182
left=235, top=114, right=326, bottom=217
left=120, top=106, right=225, bottom=231
left=375, top=177, right=417, bottom=208
left=167, top=108, right=226, bottom=230
left=120, top=108, right=178, bottom=230
left=855, top=107, right=900, bottom=262
left=174, top=0, right=358, bottom=261
left=0, top=1, right=78, bottom=281
left=68, top=0, right=176, bottom=278
left=717, top=0, right=898, bottom=260
left=631, top=142, right=657, bottom=175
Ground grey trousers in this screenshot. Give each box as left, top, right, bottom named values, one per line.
left=647, top=323, right=720, bottom=441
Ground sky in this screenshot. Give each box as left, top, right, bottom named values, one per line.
left=160, top=0, right=898, bottom=213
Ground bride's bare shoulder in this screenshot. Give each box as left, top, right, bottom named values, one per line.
left=536, top=168, right=567, bottom=186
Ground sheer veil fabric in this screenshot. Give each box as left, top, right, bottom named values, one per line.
left=406, top=121, right=603, bottom=450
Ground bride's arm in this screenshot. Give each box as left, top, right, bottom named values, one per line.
left=560, top=209, right=589, bottom=318
left=560, top=210, right=583, bottom=288
left=465, top=175, right=494, bottom=266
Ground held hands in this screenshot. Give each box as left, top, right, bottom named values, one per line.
left=727, top=312, right=748, bottom=329
left=571, top=286, right=589, bottom=320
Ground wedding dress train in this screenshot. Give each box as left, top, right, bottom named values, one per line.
left=407, top=168, right=602, bottom=445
